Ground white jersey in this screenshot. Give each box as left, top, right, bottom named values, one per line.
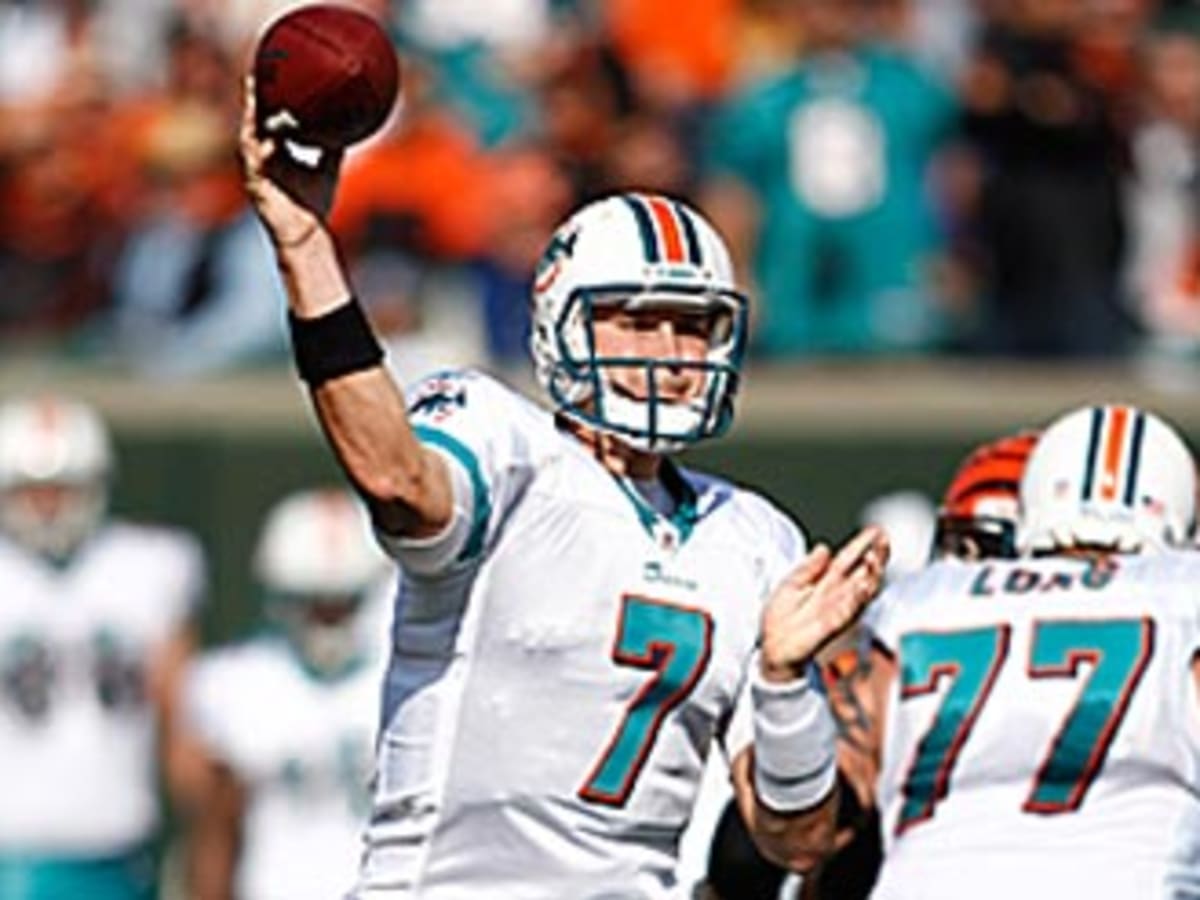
left=868, top=552, right=1200, bottom=900
left=355, top=370, right=805, bottom=899
left=0, top=522, right=204, bottom=852
left=186, top=635, right=382, bottom=900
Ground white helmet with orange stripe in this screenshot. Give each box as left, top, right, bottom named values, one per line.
left=529, top=192, right=749, bottom=453
left=0, top=395, right=113, bottom=560
left=1018, top=404, right=1197, bottom=555
left=254, top=488, right=385, bottom=676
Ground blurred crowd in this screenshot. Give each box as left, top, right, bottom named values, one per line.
left=1, top=0, right=1199, bottom=378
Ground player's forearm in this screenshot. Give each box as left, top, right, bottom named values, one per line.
left=185, top=765, right=243, bottom=900
left=268, top=222, right=455, bottom=536
left=187, top=837, right=236, bottom=900
left=732, top=655, right=841, bottom=871
left=274, top=225, right=353, bottom=317
left=752, top=785, right=838, bottom=873
left=732, top=750, right=838, bottom=873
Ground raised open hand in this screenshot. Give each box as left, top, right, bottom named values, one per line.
left=759, top=526, right=890, bottom=683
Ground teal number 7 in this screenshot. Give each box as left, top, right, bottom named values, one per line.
left=897, top=625, right=1011, bottom=832
left=1023, top=618, right=1154, bottom=813
left=897, top=618, right=1154, bottom=833
left=579, top=596, right=713, bottom=807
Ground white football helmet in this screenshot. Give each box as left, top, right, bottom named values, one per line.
left=254, top=488, right=385, bottom=676
left=1019, top=404, right=1197, bottom=555
left=0, top=395, right=112, bottom=560
left=530, top=192, right=749, bottom=453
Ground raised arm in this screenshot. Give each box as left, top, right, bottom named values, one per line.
left=731, top=526, right=889, bottom=873
left=239, top=77, right=452, bottom=539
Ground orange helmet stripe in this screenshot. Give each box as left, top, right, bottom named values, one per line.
left=644, top=195, right=687, bottom=264
left=1098, top=406, right=1130, bottom=502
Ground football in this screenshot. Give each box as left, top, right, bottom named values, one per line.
left=253, top=3, right=400, bottom=149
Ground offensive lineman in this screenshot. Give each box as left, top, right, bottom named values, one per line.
left=867, top=404, right=1200, bottom=899
left=0, top=395, right=206, bottom=900
left=185, top=487, right=388, bottom=900
left=239, top=74, right=890, bottom=898
left=804, top=429, right=1042, bottom=900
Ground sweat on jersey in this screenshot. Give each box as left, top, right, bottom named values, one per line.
left=352, top=370, right=808, bottom=900
left=867, top=552, right=1200, bottom=900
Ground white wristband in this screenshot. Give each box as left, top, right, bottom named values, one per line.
left=751, top=658, right=838, bottom=813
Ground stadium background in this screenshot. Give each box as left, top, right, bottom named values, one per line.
left=1, top=0, right=1199, bottom=895
left=0, top=0, right=1196, bottom=639
left=0, top=360, right=1195, bottom=644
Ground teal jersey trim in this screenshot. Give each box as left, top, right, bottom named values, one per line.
left=0, top=845, right=158, bottom=900
left=612, top=476, right=658, bottom=536
left=611, top=459, right=700, bottom=546
left=413, top=425, right=491, bottom=562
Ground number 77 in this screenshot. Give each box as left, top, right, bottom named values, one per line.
left=896, top=617, right=1154, bottom=833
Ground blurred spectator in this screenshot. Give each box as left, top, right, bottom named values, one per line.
left=0, top=0, right=96, bottom=105
left=399, top=0, right=555, bottom=147
left=959, top=0, right=1135, bottom=357
left=1124, top=16, right=1200, bottom=361
left=602, top=112, right=697, bottom=198
left=704, top=0, right=955, bottom=356
left=906, top=0, right=981, bottom=80
left=183, top=488, right=386, bottom=900
left=0, top=1, right=141, bottom=344
left=475, top=144, right=573, bottom=366
left=330, top=61, right=494, bottom=381
left=105, top=99, right=287, bottom=378
left=0, top=84, right=130, bottom=341
left=0, top=394, right=205, bottom=900
left=604, top=0, right=741, bottom=110
left=532, top=37, right=635, bottom=205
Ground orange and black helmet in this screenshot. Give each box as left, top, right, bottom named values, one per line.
left=935, top=431, right=1039, bottom=561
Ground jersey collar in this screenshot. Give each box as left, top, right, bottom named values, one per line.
left=611, top=457, right=699, bottom=551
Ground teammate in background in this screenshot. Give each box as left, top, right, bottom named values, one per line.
left=932, top=430, right=1039, bottom=562
left=867, top=404, right=1200, bottom=899
left=0, top=395, right=206, bottom=900
left=184, top=488, right=388, bottom=900
left=805, top=432, right=1040, bottom=900
left=240, top=75, right=889, bottom=897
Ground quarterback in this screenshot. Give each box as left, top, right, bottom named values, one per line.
left=240, top=76, right=888, bottom=898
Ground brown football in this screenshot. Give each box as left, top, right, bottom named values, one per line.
left=253, top=3, right=400, bottom=148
